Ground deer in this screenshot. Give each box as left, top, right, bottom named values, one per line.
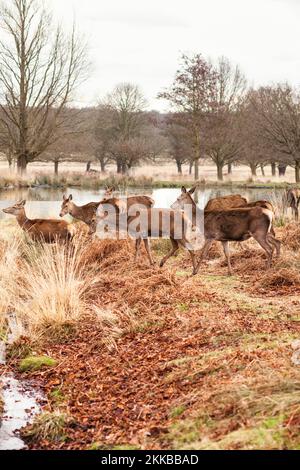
left=3, top=200, right=74, bottom=243
left=204, top=194, right=278, bottom=253
left=204, top=194, right=248, bottom=211
left=60, top=191, right=155, bottom=234
left=90, top=196, right=201, bottom=271
left=171, top=187, right=281, bottom=275
left=285, top=188, right=300, bottom=220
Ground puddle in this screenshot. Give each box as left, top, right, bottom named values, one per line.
left=0, top=375, right=41, bottom=450
left=0, top=316, right=42, bottom=450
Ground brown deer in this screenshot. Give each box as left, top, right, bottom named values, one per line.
left=61, top=192, right=154, bottom=233
left=3, top=200, right=74, bottom=243
left=91, top=197, right=200, bottom=271
left=204, top=194, right=248, bottom=211
left=205, top=195, right=278, bottom=253
left=171, top=187, right=281, bottom=275
left=60, top=195, right=101, bottom=229
left=285, top=188, right=300, bottom=220
left=89, top=194, right=155, bottom=234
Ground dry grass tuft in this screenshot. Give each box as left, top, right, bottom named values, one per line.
left=256, top=268, right=300, bottom=289
left=281, top=223, right=300, bottom=251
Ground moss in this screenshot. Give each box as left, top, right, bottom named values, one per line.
left=19, top=355, right=57, bottom=372
left=170, top=405, right=187, bottom=418
left=49, top=388, right=66, bottom=404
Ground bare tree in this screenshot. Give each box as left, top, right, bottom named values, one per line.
left=98, top=83, right=155, bottom=173
left=204, top=57, right=247, bottom=180
left=0, top=0, right=89, bottom=174
left=250, top=84, right=300, bottom=182
left=163, top=116, right=193, bottom=174
left=106, top=83, right=146, bottom=141
left=158, top=53, right=218, bottom=180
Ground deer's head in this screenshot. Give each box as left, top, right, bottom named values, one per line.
left=171, top=187, right=197, bottom=211
left=3, top=200, right=26, bottom=216
left=60, top=194, right=74, bottom=218
left=103, top=187, right=115, bottom=200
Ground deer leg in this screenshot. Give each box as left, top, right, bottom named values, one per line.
left=159, top=238, right=179, bottom=268
left=222, top=241, right=233, bottom=276
left=134, top=238, right=142, bottom=262
left=194, top=239, right=213, bottom=274
left=267, top=233, right=281, bottom=257
left=189, top=250, right=197, bottom=275
left=252, top=233, right=273, bottom=269
left=143, top=238, right=155, bottom=266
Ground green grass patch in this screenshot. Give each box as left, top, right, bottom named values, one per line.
left=19, top=355, right=57, bottom=372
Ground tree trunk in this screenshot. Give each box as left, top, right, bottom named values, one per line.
left=250, top=163, right=257, bottom=177
left=217, top=164, right=223, bottom=181
left=260, top=164, right=265, bottom=177
left=227, top=163, right=232, bottom=175
left=117, top=160, right=122, bottom=174
left=86, top=161, right=91, bottom=172
left=295, top=161, right=300, bottom=183
left=100, top=158, right=106, bottom=172
left=54, top=160, right=59, bottom=175
left=121, top=163, right=127, bottom=174
left=189, top=161, right=193, bottom=175
left=271, top=162, right=276, bottom=177
left=17, top=154, right=28, bottom=176
left=278, top=164, right=287, bottom=177
left=176, top=160, right=182, bottom=174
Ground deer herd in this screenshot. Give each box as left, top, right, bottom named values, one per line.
left=2, top=186, right=300, bottom=276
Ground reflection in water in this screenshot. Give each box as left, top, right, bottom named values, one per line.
left=0, top=186, right=284, bottom=220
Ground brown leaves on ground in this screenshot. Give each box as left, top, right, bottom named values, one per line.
left=10, top=234, right=300, bottom=450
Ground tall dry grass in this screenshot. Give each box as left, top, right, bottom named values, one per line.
left=0, top=226, right=123, bottom=346
left=269, top=190, right=290, bottom=226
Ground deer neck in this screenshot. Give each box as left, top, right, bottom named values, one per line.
left=16, top=209, right=29, bottom=229
left=184, top=199, right=200, bottom=227
left=69, top=202, right=81, bottom=219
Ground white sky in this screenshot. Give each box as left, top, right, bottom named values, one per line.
left=49, top=0, right=300, bottom=111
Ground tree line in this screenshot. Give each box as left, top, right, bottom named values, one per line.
left=1, top=0, right=300, bottom=182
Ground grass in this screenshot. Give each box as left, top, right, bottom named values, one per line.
left=19, top=356, right=57, bottom=372
left=1, top=171, right=300, bottom=191
left=2, top=216, right=300, bottom=449
left=22, top=410, right=72, bottom=443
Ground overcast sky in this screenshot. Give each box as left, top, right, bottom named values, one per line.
left=50, top=0, right=300, bottom=111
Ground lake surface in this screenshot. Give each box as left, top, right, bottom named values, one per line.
left=0, top=186, right=283, bottom=221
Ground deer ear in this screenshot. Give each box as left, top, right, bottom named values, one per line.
left=21, top=200, right=26, bottom=206
left=69, top=194, right=73, bottom=201
left=181, top=186, right=187, bottom=194
left=189, top=187, right=196, bottom=195
left=63, top=194, right=67, bottom=201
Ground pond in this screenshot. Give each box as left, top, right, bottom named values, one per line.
left=0, top=186, right=284, bottom=221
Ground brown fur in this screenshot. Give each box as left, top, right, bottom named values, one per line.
left=205, top=194, right=248, bottom=211
left=89, top=195, right=154, bottom=234
left=171, top=187, right=281, bottom=275
left=3, top=200, right=73, bottom=243
left=286, top=189, right=300, bottom=220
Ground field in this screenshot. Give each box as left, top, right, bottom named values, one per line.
left=0, top=161, right=299, bottom=189
left=1, top=213, right=300, bottom=450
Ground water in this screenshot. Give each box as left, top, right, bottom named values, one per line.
left=0, top=186, right=284, bottom=221
left=0, top=375, right=41, bottom=450
left=0, top=317, right=42, bottom=450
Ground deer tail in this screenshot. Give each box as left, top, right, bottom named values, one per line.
left=262, top=208, right=273, bottom=233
